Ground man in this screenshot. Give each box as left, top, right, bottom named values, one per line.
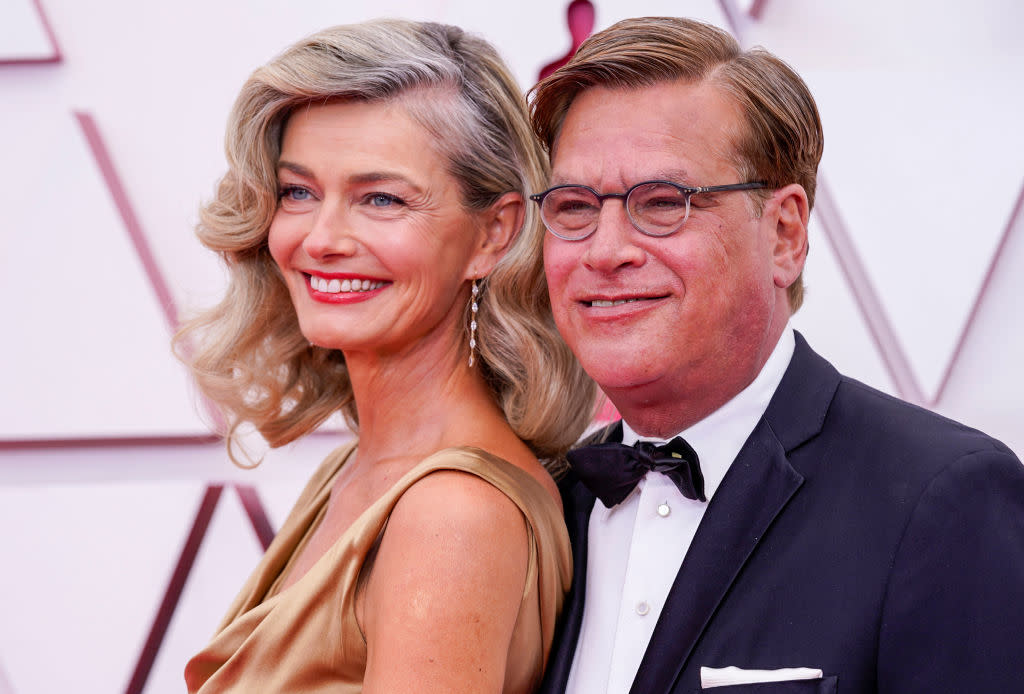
left=529, top=16, right=1024, bottom=694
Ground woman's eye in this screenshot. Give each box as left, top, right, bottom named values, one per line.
left=279, top=185, right=312, bottom=202
left=366, top=192, right=404, bottom=208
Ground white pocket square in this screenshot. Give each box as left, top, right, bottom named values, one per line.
left=701, top=666, right=823, bottom=688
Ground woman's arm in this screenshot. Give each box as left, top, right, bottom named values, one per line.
left=361, top=470, right=531, bottom=693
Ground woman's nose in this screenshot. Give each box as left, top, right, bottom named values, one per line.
left=302, top=200, right=358, bottom=259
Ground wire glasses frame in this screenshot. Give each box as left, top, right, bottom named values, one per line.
left=529, top=180, right=768, bottom=241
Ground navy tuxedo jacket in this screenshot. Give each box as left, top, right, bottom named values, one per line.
left=541, top=333, right=1024, bottom=694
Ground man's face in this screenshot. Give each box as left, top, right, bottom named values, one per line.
left=543, top=80, right=798, bottom=428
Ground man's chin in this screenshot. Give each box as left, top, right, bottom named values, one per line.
left=575, top=354, right=659, bottom=393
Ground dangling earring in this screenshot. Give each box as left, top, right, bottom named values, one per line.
left=468, top=279, right=480, bottom=367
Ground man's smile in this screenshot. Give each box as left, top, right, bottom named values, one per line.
left=580, top=293, right=671, bottom=308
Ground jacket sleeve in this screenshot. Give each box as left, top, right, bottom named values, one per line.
left=877, top=446, right=1024, bottom=693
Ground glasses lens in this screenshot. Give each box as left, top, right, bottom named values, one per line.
left=541, top=186, right=600, bottom=239
left=628, top=182, right=689, bottom=236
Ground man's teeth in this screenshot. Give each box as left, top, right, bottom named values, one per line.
left=310, top=277, right=386, bottom=293
left=591, top=298, right=642, bottom=307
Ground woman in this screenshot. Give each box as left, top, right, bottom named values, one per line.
left=177, top=18, right=597, bottom=694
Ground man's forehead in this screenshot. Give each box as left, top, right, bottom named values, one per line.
left=548, top=80, right=744, bottom=186
left=548, top=167, right=697, bottom=188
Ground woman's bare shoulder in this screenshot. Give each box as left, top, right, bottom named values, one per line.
left=389, top=466, right=530, bottom=547
left=421, top=443, right=563, bottom=512
left=360, top=469, right=531, bottom=692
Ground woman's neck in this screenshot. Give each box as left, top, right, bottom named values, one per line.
left=342, top=339, right=508, bottom=468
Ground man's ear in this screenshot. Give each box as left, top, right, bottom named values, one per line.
left=770, top=183, right=809, bottom=290
left=467, top=192, right=524, bottom=278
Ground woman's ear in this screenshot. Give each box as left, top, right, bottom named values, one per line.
left=467, top=192, right=524, bottom=279
left=770, top=183, right=809, bottom=290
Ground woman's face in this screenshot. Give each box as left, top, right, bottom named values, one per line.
left=268, top=99, right=487, bottom=359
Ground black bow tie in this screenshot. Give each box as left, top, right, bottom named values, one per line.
left=567, top=436, right=706, bottom=508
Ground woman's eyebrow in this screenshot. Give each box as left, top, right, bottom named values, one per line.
left=277, top=160, right=314, bottom=178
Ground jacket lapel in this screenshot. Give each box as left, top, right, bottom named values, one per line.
left=540, top=423, right=620, bottom=694
left=628, top=332, right=840, bottom=694
left=628, top=420, right=802, bottom=694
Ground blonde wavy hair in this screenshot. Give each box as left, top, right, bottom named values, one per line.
left=176, top=19, right=599, bottom=463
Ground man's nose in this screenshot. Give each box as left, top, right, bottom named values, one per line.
left=581, top=199, right=646, bottom=272
left=302, top=200, right=358, bottom=259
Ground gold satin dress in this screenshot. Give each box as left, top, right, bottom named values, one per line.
left=184, top=443, right=572, bottom=693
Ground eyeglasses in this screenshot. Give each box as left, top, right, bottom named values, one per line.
left=529, top=180, right=768, bottom=241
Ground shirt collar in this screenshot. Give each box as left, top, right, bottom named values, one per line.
left=621, top=325, right=795, bottom=501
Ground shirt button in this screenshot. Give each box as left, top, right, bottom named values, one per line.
left=636, top=601, right=650, bottom=616
left=657, top=502, right=671, bottom=517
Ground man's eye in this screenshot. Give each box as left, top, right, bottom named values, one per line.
left=639, top=196, right=687, bottom=211
left=549, top=191, right=598, bottom=217
left=556, top=199, right=597, bottom=215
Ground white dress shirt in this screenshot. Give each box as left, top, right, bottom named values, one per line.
left=565, top=327, right=796, bottom=694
